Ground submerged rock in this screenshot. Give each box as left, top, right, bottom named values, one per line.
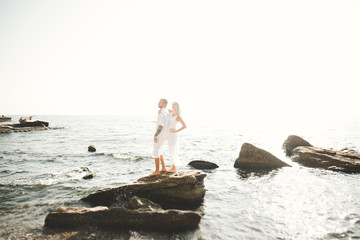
left=292, top=146, right=360, bottom=173
left=83, top=173, right=95, bottom=180
left=82, top=170, right=207, bottom=210
left=88, top=145, right=96, bottom=152
left=282, top=135, right=312, bottom=156
left=81, top=167, right=95, bottom=180
left=188, top=160, right=219, bottom=170
left=45, top=199, right=201, bottom=231
left=234, top=143, right=290, bottom=169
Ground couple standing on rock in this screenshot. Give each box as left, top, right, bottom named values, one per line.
left=150, top=99, right=187, bottom=176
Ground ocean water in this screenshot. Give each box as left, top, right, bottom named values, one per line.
left=1, top=115, right=360, bottom=239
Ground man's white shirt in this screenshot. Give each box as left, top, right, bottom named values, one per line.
left=156, top=108, right=170, bottom=138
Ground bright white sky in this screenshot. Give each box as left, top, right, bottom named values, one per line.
left=1, top=0, right=359, bottom=124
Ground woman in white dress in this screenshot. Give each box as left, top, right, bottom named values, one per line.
left=168, top=102, right=187, bottom=173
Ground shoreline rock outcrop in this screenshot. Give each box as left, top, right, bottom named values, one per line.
left=0, top=126, right=64, bottom=134
left=234, top=143, right=290, bottom=169
left=45, top=197, right=201, bottom=231
left=82, top=171, right=207, bottom=210
left=292, top=146, right=360, bottom=173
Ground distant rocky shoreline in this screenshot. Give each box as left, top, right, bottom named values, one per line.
left=0, top=125, right=64, bottom=134
left=0, top=117, right=64, bottom=134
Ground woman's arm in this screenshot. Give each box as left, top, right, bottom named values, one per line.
left=175, top=116, right=187, bottom=133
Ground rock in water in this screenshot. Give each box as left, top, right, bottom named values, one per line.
left=282, top=135, right=312, bottom=156
left=234, top=143, right=290, bottom=169
left=44, top=201, right=201, bottom=231
left=88, top=145, right=96, bottom=152
left=292, top=146, right=360, bottom=173
left=83, top=173, right=95, bottom=180
left=188, top=160, right=219, bottom=170
left=81, top=166, right=95, bottom=179
left=82, top=171, right=206, bottom=210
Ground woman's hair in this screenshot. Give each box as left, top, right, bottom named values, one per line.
left=172, top=102, right=181, bottom=117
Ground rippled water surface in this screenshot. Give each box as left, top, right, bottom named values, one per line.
left=1, top=115, right=360, bottom=239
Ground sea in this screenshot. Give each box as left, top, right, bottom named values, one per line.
left=1, top=115, right=360, bottom=240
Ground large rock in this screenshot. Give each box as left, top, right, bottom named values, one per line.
left=188, top=160, right=219, bottom=170
left=282, top=135, right=312, bottom=156
left=292, top=146, right=360, bottom=173
left=234, top=143, right=290, bottom=169
left=45, top=197, right=201, bottom=231
left=82, top=171, right=207, bottom=210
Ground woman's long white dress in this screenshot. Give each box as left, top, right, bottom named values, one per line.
left=168, top=114, right=180, bottom=165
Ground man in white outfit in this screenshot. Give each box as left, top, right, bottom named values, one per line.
left=150, top=98, right=170, bottom=176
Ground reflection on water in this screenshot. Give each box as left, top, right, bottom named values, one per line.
left=236, top=169, right=279, bottom=179
left=1, top=115, right=360, bottom=239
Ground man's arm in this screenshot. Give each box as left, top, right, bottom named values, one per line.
left=154, top=125, right=163, bottom=143
left=154, top=112, right=166, bottom=143
left=155, top=125, right=163, bottom=137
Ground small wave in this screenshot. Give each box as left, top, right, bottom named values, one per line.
left=1, top=167, right=94, bottom=187
left=108, top=152, right=150, bottom=161
left=45, top=158, right=56, bottom=162
left=54, top=167, right=94, bottom=181
left=1, top=150, right=27, bottom=155
left=0, top=183, right=50, bottom=190
left=0, top=170, right=29, bottom=177
left=325, top=230, right=356, bottom=239
left=92, top=152, right=105, bottom=156
left=2, top=173, right=58, bottom=186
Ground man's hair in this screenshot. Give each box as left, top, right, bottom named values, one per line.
left=160, top=98, right=168, bottom=106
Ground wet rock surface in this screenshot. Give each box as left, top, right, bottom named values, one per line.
left=188, top=160, right=219, bottom=170
left=88, top=145, right=96, bottom=152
